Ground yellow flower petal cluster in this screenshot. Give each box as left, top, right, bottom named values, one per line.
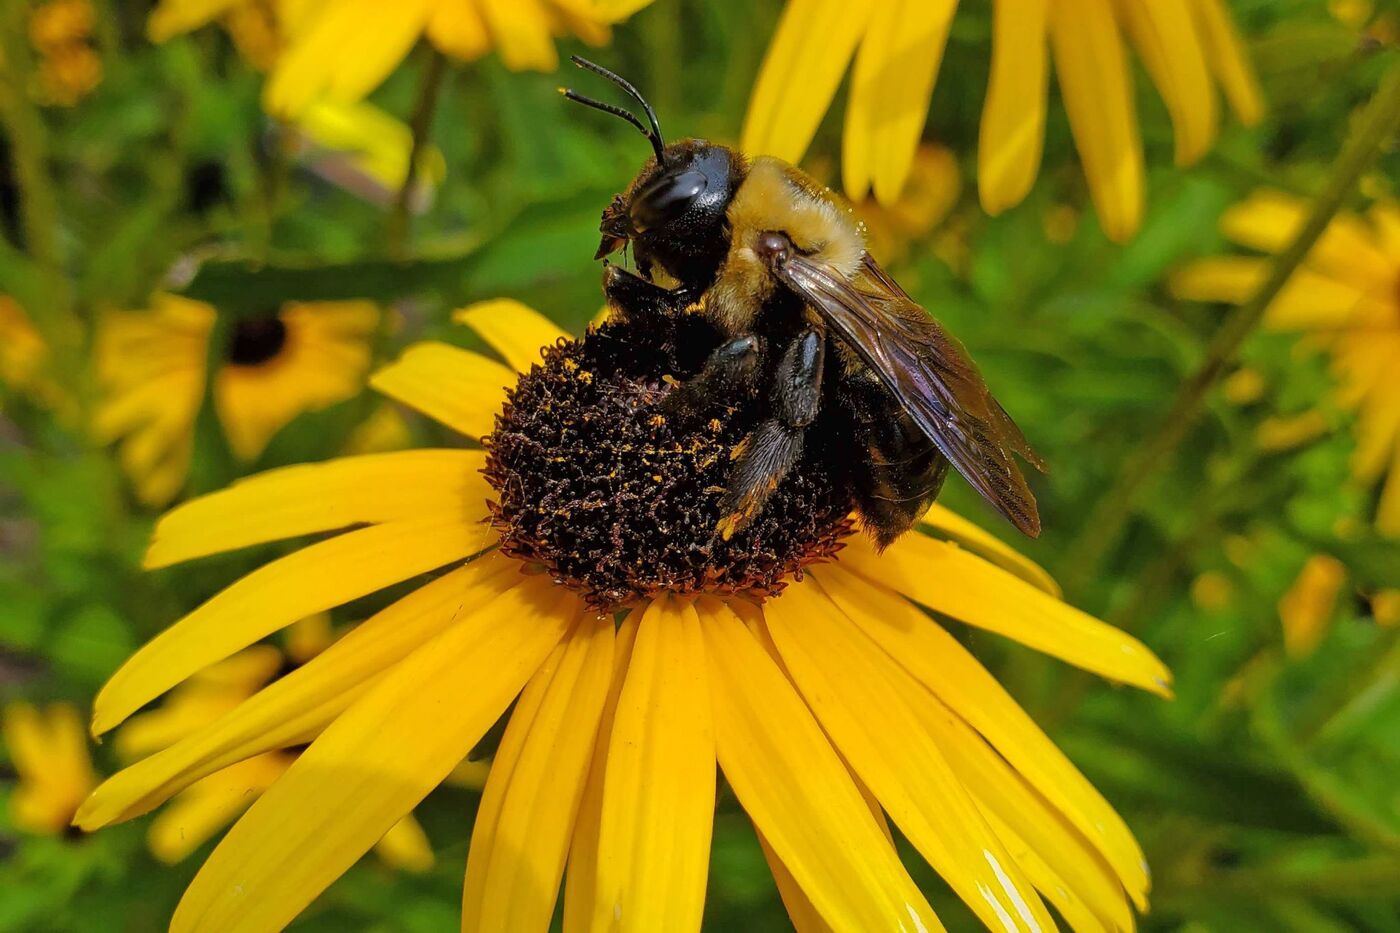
left=2, top=702, right=97, bottom=835
left=743, top=0, right=1263, bottom=242
left=1172, top=191, right=1400, bottom=536
left=94, top=294, right=377, bottom=505
left=147, top=0, right=658, bottom=118
left=77, top=300, right=1171, bottom=932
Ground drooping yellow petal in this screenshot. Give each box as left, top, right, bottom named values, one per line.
left=698, top=598, right=942, bottom=932
left=917, top=693, right=1136, bottom=932
left=146, top=753, right=291, bottom=864
left=77, top=555, right=520, bottom=831
left=264, top=0, right=435, bottom=118
left=562, top=614, right=640, bottom=933
left=478, top=0, right=558, bottom=71
left=1171, top=257, right=1372, bottom=331
left=813, top=564, right=1151, bottom=905
left=1279, top=554, right=1347, bottom=659
left=4, top=703, right=96, bottom=835
left=979, top=0, right=1049, bottom=215
left=741, top=0, right=872, bottom=163
left=919, top=507, right=1060, bottom=596
left=766, top=580, right=1055, bottom=933
left=462, top=613, right=613, bottom=932
left=1049, top=0, right=1143, bottom=241
left=843, top=532, right=1172, bottom=695
left=1190, top=0, right=1264, bottom=125
left=170, top=576, right=574, bottom=933
left=583, top=596, right=714, bottom=933
left=547, top=0, right=655, bottom=23
left=453, top=299, right=570, bottom=374
left=144, top=450, right=489, bottom=568
left=1116, top=0, right=1217, bottom=166
left=93, top=517, right=495, bottom=736
left=1353, top=372, right=1400, bottom=481
left=1378, top=447, right=1400, bottom=538
left=370, top=341, right=515, bottom=440
left=373, top=814, right=436, bottom=872
left=426, top=0, right=491, bottom=60
left=842, top=0, right=954, bottom=203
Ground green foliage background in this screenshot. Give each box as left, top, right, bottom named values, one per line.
left=3, top=1, right=1400, bottom=930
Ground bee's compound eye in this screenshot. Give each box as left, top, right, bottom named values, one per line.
left=630, top=169, right=708, bottom=233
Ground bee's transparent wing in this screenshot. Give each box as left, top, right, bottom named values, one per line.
left=774, top=252, right=1044, bottom=537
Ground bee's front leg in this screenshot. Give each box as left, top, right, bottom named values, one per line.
left=602, top=263, right=694, bottom=325
left=716, top=326, right=826, bottom=540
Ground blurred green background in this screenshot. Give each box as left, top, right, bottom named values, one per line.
left=3, top=0, right=1400, bottom=930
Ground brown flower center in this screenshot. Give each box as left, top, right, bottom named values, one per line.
left=225, top=315, right=287, bottom=367
left=483, top=314, right=853, bottom=611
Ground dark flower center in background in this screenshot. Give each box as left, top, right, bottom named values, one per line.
left=225, top=314, right=288, bottom=367
left=484, top=315, right=853, bottom=610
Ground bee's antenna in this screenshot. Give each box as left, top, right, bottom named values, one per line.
left=561, top=55, right=667, bottom=165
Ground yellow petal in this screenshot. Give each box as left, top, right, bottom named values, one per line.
left=1116, top=0, right=1217, bottom=166
left=93, top=518, right=495, bottom=736
left=374, top=814, right=436, bottom=873
left=843, top=532, right=1172, bottom=695
left=842, top=0, right=954, bottom=202
left=1220, top=191, right=1393, bottom=285
left=77, top=555, right=520, bottom=830
left=147, top=754, right=290, bottom=864
left=144, top=450, right=489, bottom=568
left=462, top=613, right=614, bottom=931
left=370, top=342, right=515, bottom=440
left=1279, top=555, right=1347, bottom=658
left=264, top=0, right=433, bottom=118
left=979, top=0, right=1049, bottom=215
left=698, top=598, right=943, bottom=932
left=452, top=299, right=570, bottom=374
left=478, top=0, right=558, bottom=71
left=426, top=0, right=490, bottom=60
left=581, top=596, right=714, bottom=932
left=918, top=507, right=1060, bottom=597
left=813, top=564, right=1151, bottom=905
left=766, top=580, right=1056, bottom=933
left=741, top=0, right=872, bottom=163
left=1049, top=0, right=1143, bottom=242
left=547, top=0, right=655, bottom=24
left=1190, top=0, right=1264, bottom=125
left=917, top=696, right=1136, bottom=932
left=147, top=0, right=242, bottom=41
left=170, top=576, right=574, bottom=933
left=562, top=613, right=641, bottom=933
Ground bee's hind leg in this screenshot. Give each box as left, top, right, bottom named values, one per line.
left=716, top=326, right=825, bottom=539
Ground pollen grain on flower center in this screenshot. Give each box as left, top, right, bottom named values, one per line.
left=483, top=315, right=854, bottom=610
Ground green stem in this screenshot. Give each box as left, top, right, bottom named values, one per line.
left=386, top=49, right=448, bottom=259
left=1059, top=60, right=1400, bottom=598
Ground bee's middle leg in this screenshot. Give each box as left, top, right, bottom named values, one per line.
left=716, top=326, right=825, bottom=539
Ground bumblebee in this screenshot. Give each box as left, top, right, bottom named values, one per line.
left=563, top=58, right=1044, bottom=546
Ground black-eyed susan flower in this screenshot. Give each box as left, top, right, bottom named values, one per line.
left=1172, top=191, right=1400, bottom=536
left=243, top=0, right=656, bottom=119
left=78, top=298, right=1171, bottom=932
left=2, top=702, right=97, bottom=835
left=743, top=0, right=1263, bottom=242
left=94, top=294, right=377, bottom=505
left=113, top=616, right=435, bottom=870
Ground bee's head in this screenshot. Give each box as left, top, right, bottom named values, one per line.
left=563, top=58, right=740, bottom=291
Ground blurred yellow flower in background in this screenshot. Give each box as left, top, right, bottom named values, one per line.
left=27, top=0, right=101, bottom=106
left=743, top=0, right=1263, bottom=242
left=1172, top=191, right=1400, bottom=536
left=1278, top=554, right=1347, bottom=658
left=2, top=702, right=96, bottom=835
left=76, top=300, right=1169, bottom=932
left=250, top=0, right=658, bottom=118
left=94, top=294, right=377, bottom=505
left=114, top=615, right=435, bottom=870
